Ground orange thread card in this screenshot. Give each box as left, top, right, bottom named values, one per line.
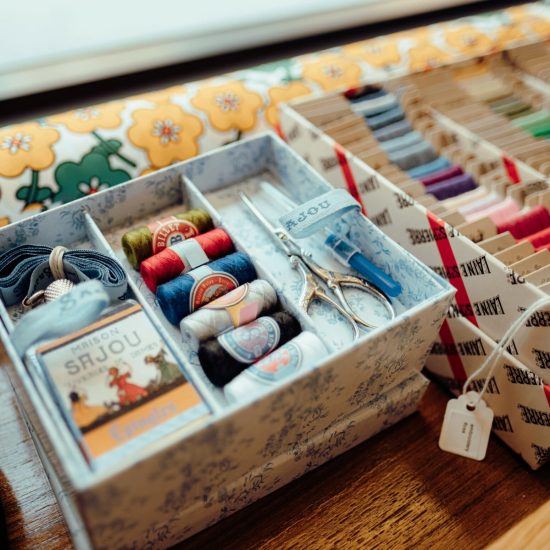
left=35, top=302, right=209, bottom=461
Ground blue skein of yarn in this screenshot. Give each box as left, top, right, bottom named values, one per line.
left=157, top=251, right=257, bottom=325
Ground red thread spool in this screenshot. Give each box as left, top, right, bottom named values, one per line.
left=496, top=205, right=550, bottom=240
left=521, top=226, right=550, bottom=251
left=140, top=228, right=234, bottom=292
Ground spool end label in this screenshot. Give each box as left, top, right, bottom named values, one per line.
left=249, top=342, right=302, bottom=382
left=204, top=283, right=249, bottom=309
left=190, top=272, right=238, bottom=311
left=218, top=317, right=280, bottom=364
left=149, top=217, right=199, bottom=253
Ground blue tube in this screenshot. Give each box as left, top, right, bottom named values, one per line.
left=324, top=234, right=402, bottom=298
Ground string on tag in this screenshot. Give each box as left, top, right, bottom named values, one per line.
left=462, top=294, right=550, bottom=410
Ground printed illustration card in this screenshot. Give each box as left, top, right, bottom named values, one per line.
left=34, top=301, right=210, bottom=462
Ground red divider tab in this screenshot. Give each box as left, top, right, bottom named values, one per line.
left=426, top=211, right=478, bottom=328
left=502, top=155, right=521, bottom=184
left=438, top=320, right=468, bottom=384
left=274, top=122, right=286, bottom=141
left=544, top=385, right=550, bottom=408
left=334, top=144, right=366, bottom=215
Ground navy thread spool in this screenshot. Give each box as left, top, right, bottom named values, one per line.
left=157, top=251, right=257, bottom=325
left=427, top=173, right=477, bottom=201
left=199, top=311, right=302, bottom=387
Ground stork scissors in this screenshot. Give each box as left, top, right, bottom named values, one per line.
left=239, top=191, right=395, bottom=340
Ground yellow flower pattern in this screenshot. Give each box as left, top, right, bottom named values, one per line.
left=191, top=81, right=263, bottom=132
left=302, top=53, right=361, bottom=91
left=48, top=102, right=124, bottom=133
left=407, top=44, right=450, bottom=72
left=495, top=24, right=527, bottom=48
left=0, top=4, right=548, bottom=226
left=0, top=122, right=60, bottom=178
left=266, top=82, right=311, bottom=127
left=343, top=40, right=401, bottom=68
left=444, top=26, right=493, bottom=57
left=128, top=104, right=203, bottom=167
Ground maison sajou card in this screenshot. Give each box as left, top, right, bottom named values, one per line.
left=34, top=301, right=209, bottom=461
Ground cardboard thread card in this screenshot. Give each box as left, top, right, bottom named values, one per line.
left=35, top=301, right=209, bottom=461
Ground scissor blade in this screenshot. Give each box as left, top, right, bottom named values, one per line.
left=259, top=182, right=402, bottom=298
left=259, top=181, right=296, bottom=212
left=239, top=191, right=288, bottom=243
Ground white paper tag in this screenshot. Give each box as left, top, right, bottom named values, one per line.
left=172, top=239, right=209, bottom=273
left=438, top=391, right=494, bottom=461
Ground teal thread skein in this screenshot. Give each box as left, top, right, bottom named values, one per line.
left=157, top=252, right=257, bottom=325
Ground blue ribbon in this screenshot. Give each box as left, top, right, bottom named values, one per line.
left=0, top=245, right=127, bottom=306
left=11, top=280, right=110, bottom=356
left=278, top=189, right=360, bottom=239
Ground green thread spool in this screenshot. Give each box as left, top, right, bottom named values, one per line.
left=122, top=208, right=213, bottom=269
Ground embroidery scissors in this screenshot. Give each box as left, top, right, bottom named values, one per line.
left=239, top=192, right=395, bottom=340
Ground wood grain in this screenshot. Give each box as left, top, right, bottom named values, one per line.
left=488, top=500, right=550, bottom=550
left=1, top=346, right=549, bottom=549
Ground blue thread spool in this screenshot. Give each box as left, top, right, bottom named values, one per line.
left=157, top=251, right=257, bottom=325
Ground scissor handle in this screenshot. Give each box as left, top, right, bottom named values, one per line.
left=330, top=274, right=395, bottom=329
left=297, top=253, right=395, bottom=329
left=290, top=256, right=361, bottom=341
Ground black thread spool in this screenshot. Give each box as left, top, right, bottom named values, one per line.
left=199, top=311, right=302, bottom=387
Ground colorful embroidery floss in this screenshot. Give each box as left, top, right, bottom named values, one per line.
left=140, top=228, right=234, bottom=292
left=496, top=205, right=550, bottom=239
left=199, top=312, right=302, bottom=387
left=180, top=279, right=278, bottom=345
left=156, top=251, right=257, bottom=325
left=224, top=331, right=327, bottom=403
left=121, top=208, right=213, bottom=269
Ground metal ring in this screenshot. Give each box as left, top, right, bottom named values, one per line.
left=49, top=246, right=68, bottom=280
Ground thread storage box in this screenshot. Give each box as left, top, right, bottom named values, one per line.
left=278, top=49, right=550, bottom=469
left=0, top=133, right=454, bottom=548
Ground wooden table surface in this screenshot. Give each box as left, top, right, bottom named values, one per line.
left=1, top=348, right=549, bottom=550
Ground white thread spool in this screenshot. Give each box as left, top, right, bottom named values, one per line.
left=224, top=331, right=327, bottom=403
left=180, top=279, right=277, bottom=347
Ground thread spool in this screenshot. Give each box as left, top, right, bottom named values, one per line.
left=224, top=331, right=327, bottom=403
left=372, top=119, right=413, bottom=142
left=379, top=131, right=423, bottom=154
left=469, top=196, right=520, bottom=226
left=523, top=226, right=550, bottom=250
left=407, top=157, right=451, bottom=179
left=199, top=312, right=302, bottom=387
left=157, top=251, right=257, bottom=325
left=121, top=208, right=213, bottom=269
left=420, top=165, right=464, bottom=186
left=180, top=279, right=278, bottom=346
left=140, top=229, right=234, bottom=292
left=460, top=192, right=505, bottom=220
left=497, top=205, right=550, bottom=239
left=426, top=173, right=477, bottom=201
left=365, top=105, right=405, bottom=130
left=390, top=142, right=438, bottom=172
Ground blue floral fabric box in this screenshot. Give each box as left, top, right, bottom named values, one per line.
left=0, top=133, right=454, bottom=548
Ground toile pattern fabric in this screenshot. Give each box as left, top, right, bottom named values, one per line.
left=0, top=4, right=549, bottom=227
